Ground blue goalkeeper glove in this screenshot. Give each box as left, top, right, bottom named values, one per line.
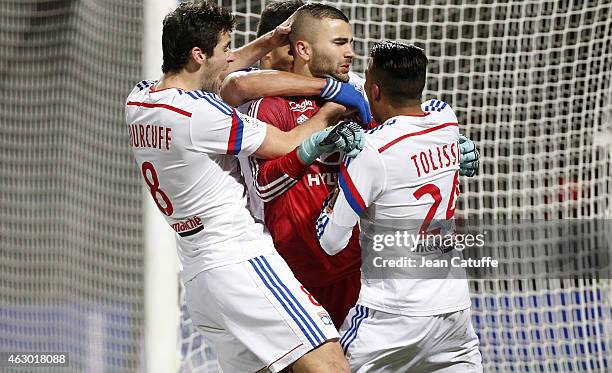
left=319, top=78, right=372, bottom=124
left=298, top=120, right=365, bottom=165
left=459, top=134, right=480, bottom=177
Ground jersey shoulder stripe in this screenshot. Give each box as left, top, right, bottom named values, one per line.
left=127, top=101, right=192, bottom=117
left=185, top=90, right=233, bottom=116
left=378, top=121, right=458, bottom=153
left=338, top=162, right=366, bottom=215
left=136, top=80, right=155, bottom=91
left=227, top=109, right=244, bottom=155
left=423, top=99, right=448, bottom=112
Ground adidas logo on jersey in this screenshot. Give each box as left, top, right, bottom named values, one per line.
left=296, top=114, right=309, bottom=124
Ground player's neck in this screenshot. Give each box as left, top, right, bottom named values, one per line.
left=292, top=61, right=314, bottom=78
left=156, top=70, right=204, bottom=92
left=379, top=102, right=424, bottom=122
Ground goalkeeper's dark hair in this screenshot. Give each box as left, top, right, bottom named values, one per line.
left=369, top=41, right=428, bottom=103
left=290, top=3, right=349, bottom=48
left=256, top=0, right=304, bottom=38
left=161, top=1, right=235, bottom=74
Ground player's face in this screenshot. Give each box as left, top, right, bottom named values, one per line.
left=265, top=45, right=294, bottom=72
left=202, top=31, right=234, bottom=92
left=308, top=19, right=354, bottom=82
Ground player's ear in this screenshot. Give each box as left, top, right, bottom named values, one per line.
left=190, top=47, right=207, bottom=65
left=259, top=52, right=273, bottom=69
left=293, top=40, right=310, bottom=62
left=371, top=83, right=382, bottom=101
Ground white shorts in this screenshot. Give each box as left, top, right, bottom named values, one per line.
left=340, top=305, right=482, bottom=373
left=184, top=252, right=339, bottom=373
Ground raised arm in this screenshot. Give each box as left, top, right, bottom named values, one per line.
left=220, top=17, right=292, bottom=80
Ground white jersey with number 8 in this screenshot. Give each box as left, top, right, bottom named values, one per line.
left=125, top=81, right=274, bottom=282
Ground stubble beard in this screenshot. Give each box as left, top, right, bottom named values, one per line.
left=310, top=51, right=350, bottom=83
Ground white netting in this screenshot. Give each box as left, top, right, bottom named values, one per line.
left=0, top=0, right=145, bottom=371
left=180, top=1, right=612, bottom=372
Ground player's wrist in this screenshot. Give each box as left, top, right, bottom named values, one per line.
left=297, top=131, right=327, bottom=165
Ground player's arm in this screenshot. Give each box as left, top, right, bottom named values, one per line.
left=254, top=102, right=359, bottom=160
left=221, top=70, right=326, bottom=107
left=221, top=72, right=371, bottom=124
left=317, top=146, right=385, bottom=255
left=253, top=112, right=364, bottom=201
left=220, top=17, right=291, bottom=80
left=189, top=95, right=352, bottom=160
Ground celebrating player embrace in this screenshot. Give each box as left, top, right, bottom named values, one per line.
left=317, top=42, right=483, bottom=372
left=125, top=2, right=369, bottom=372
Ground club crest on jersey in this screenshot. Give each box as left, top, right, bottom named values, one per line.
left=289, top=99, right=314, bottom=113
left=318, top=311, right=333, bottom=326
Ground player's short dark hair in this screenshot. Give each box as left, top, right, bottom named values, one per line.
left=369, top=41, right=428, bottom=102
left=161, top=1, right=235, bottom=74
left=256, top=0, right=304, bottom=38
left=290, top=3, right=349, bottom=42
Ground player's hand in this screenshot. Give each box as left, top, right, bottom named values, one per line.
left=267, top=14, right=293, bottom=48
left=320, top=120, right=365, bottom=157
left=297, top=121, right=364, bottom=165
left=319, top=78, right=372, bottom=125
left=459, top=134, right=480, bottom=177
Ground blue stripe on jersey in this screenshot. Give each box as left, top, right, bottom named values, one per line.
left=186, top=91, right=232, bottom=115
left=338, top=167, right=365, bottom=216
left=233, top=113, right=244, bottom=155
left=201, top=94, right=233, bottom=116
left=343, top=156, right=353, bottom=168
left=340, top=305, right=363, bottom=346
left=316, top=193, right=334, bottom=238
left=424, top=99, right=447, bottom=112
left=365, top=118, right=396, bottom=134
left=208, top=93, right=234, bottom=113
left=248, top=257, right=320, bottom=348
left=259, top=256, right=327, bottom=344
left=316, top=215, right=329, bottom=239
left=341, top=305, right=369, bottom=354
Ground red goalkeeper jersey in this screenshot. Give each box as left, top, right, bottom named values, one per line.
left=247, top=96, right=361, bottom=288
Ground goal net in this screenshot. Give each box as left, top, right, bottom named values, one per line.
left=1, top=0, right=610, bottom=372
left=0, top=0, right=145, bottom=371
left=180, top=0, right=612, bottom=372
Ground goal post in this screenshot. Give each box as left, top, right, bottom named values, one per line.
left=143, top=1, right=181, bottom=373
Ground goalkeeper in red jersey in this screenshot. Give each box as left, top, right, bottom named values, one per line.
left=244, top=3, right=364, bottom=328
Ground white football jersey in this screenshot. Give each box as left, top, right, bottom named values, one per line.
left=318, top=100, right=471, bottom=316
left=125, top=81, right=275, bottom=282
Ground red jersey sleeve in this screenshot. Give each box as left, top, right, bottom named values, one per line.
left=248, top=97, right=309, bottom=202
left=248, top=97, right=292, bottom=132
